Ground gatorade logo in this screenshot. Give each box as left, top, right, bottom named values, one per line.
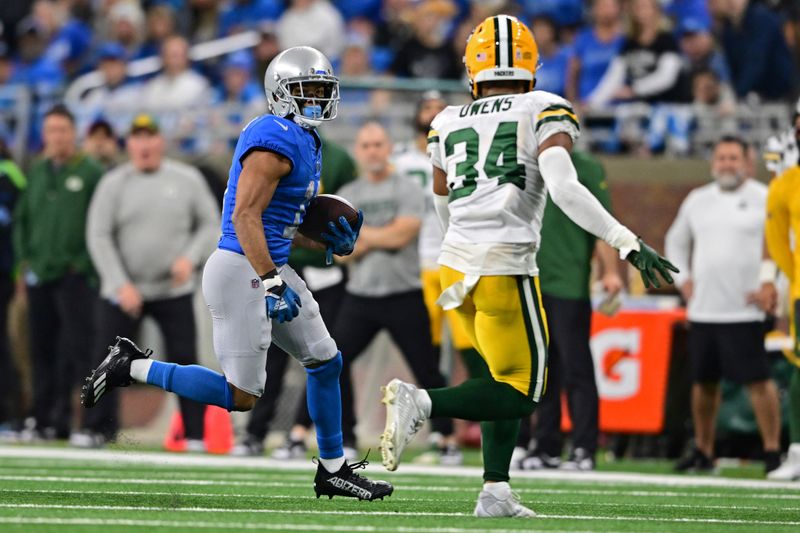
left=590, top=328, right=641, bottom=400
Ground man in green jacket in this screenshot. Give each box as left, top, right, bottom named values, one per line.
left=519, top=151, right=623, bottom=471
left=14, top=104, right=104, bottom=441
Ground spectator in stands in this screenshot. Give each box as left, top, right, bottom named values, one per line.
left=231, top=137, right=358, bottom=459
left=14, top=105, right=103, bottom=442
left=691, top=68, right=735, bottom=116
left=70, top=42, right=140, bottom=136
left=588, top=0, right=687, bottom=106
left=82, top=119, right=121, bottom=171
left=83, top=113, right=219, bottom=448
left=389, top=0, right=461, bottom=80
left=665, top=135, right=782, bottom=475
left=677, top=16, right=730, bottom=84
left=334, top=121, right=460, bottom=461
left=531, top=16, right=571, bottom=96
left=218, top=0, right=285, bottom=36
left=709, top=0, right=794, bottom=101
left=141, top=35, right=210, bottom=110
left=210, top=51, right=264, bottom=152
left=213, top=51, right=262, bottom=107
left=277, top=0, right=346, bottom=62
left=138, top=4, right=178, bottom=59
left=520, top=0, right=584, bottom=30
left=31, top=0, right=91, bottom=76
left=565, top=0, right=624, bottom=106
left=519, top=152, right=623, bottom=472
left=253, top=23, right=281, bottom=81
left=106, top=1, right=146, bottom=60
left=0, top=139, right=25, bottom=437
left=188, top=0, right=221, bottom=42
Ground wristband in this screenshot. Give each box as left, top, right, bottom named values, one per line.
left=758, top=260, right=778, bottom=284
left=260, top=269, right=283, bottom=291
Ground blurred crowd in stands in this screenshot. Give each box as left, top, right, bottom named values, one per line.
left=0, top=0, right=798, bottom=157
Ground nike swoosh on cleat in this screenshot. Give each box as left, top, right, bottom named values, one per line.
left=273, top=119, right=289, bottom=131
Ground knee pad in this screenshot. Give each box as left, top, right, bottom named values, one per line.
left=302, top=335, right=338, bottom=367
left=305, top=351, right=342, bottom=378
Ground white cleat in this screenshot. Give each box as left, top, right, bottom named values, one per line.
left=380, top=379, right=427, bottom=471
left=474, top=484, right=537, bottom=518
left=767, top=444, right=800, bottom=481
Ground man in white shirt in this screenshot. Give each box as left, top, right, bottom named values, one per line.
left=666, top=135, right=781, bottom=475
left=141, top=35, right=210, bottom=110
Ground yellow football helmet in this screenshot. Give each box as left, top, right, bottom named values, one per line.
left=463, top=14, right=539, bottom=99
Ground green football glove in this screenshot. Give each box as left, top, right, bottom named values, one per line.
left=626, top=238, right=680, bottom=289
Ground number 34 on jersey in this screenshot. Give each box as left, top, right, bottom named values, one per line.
left=426, top=90, right=580, bottom=246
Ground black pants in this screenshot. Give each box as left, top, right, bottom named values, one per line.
left=83, top=294, right=204, bottom=440
left=242, top=281, right=347, bottom=441
left=336, top=290, right=452, bottom=444
left=27, top=274, right=96, bottom=436
left=0, top=277, right=18, bottom=424
left=524, top=295, right=599, bottom=456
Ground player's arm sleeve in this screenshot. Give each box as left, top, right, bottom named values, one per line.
left=426, top=123, right=444, bottom=170
left=664, top=194, right=694, bottom=287
left=538, top=146, right=639, bottom=258
left=239, top=120, right=298, bottom=172
left=765, top=179, right=794, bottom=280
left=85, top=172, right=131, bottom=294
left=579, top=155, right=612, bottom=211
left=182, top=168, right=222, bottom=266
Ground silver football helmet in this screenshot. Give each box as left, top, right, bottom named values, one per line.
left=263, top=46, right=339, bottom=129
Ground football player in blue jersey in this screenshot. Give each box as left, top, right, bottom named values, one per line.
left=80, top=46, right=393, bottom=501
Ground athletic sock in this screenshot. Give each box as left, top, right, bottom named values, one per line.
left=146, top=361, right=233, bottom=411
left=460, top=348, right=491, bottom=379
left=319, top=456, right=345, bottom=473
left=130, top=359, right=153, bottom=382
left=305, top=352, right=344, bottom=460
left=483, top=481, right=510, bottom=495
left=428, top=378, right=536, bottom=421
left=790, top=366, right=800, bottom=443
left=481, top=419, right=522, bottom=482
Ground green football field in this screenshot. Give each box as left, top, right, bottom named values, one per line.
left=0, top=446, right=798, bottom=532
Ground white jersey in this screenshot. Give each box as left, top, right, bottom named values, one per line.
left=427, top=90, right=580, bottom=276
left=393, top=143, right=443, bottom=269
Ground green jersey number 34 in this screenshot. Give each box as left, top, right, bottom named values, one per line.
left=444, top=121, right=526, bottom=201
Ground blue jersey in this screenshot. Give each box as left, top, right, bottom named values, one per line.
left=218, top=114, right=321, bottom=266
left=572, top=28, right=624, bottom=102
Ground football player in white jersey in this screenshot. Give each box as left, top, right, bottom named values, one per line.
left=379, top=14, right=677, bottom=517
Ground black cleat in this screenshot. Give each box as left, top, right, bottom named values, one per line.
left=81, top=337, right=151, bottom=408
left=313, top=453, right=394, bottom=501
left=674, top=447, right=716, bottom=473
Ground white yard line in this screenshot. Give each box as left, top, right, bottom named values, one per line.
left=0, top=503, right=464, bottom=517
left=0, top=517, right=596, bottom=533
left=1, top=445, right=798, bottom=491
left=3, top=488, right=798, bottom=512
left=3, top=474, right=800, bottom=503
left=1, top=504, right=797, bottom=527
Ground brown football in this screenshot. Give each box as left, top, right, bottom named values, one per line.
left=298, top=194, right=360, bottom=244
